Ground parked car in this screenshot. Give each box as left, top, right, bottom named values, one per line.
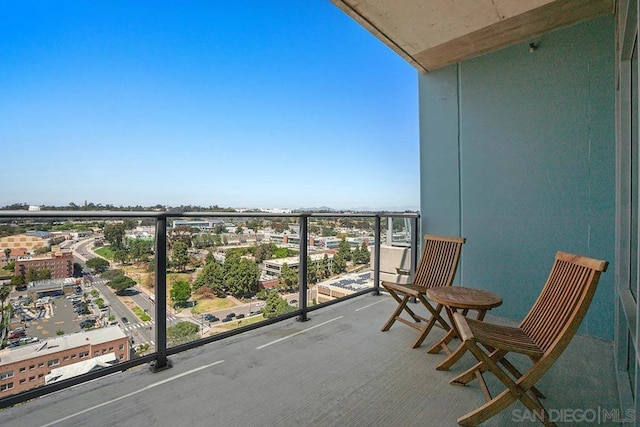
left=221, top=317, right=232, bottom=323
left=236, top=314, right=245, bottom=319
left=80, top=319, right=96, bottom=329
left=227, top=312, right=236, bottom=318
left=204, top=314, right=219, bottom=322
left=8, top=331, right=26, bottom=339
left=121, top=316, right=129, bottom=324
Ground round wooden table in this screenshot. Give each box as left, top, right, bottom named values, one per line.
left=425, top=286, right=502, bottom=370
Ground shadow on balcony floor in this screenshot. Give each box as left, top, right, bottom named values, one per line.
left=1, top=294, right=619, bottom=426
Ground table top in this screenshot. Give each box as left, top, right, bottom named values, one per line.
left=426, top=286, right=502, bottom=310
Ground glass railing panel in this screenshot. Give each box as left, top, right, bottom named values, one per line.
left=0, top=209, right=419, bottom=406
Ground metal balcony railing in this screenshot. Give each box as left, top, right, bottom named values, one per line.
left=0, top=210, right=419, bottom=408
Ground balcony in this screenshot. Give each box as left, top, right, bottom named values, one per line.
left=0, top=294, right=619, bottom=426
left=0, top=211, right=621, bottom=425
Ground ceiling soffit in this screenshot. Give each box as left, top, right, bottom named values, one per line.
left=331, top=0, right=615, bottom=72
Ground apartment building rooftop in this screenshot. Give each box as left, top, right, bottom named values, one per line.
left=0, top=327, right=127, bottom=365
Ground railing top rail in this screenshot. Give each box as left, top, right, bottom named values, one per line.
left=0, top=210, right=419, bottom=219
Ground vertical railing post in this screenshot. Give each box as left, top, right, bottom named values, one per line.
left=373, top=214, right=381, bottom=296
left=410, top=216, right=419, bottom=281
left=150, top=214, right=171, bottom=372
left=298, top=214, right=310, bottom=321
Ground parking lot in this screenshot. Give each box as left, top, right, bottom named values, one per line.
left=10, top=294, right=100, bottom=341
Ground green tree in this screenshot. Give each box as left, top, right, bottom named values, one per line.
left=101, top=269, right=125, bottom=280
left=192, top=260, right=225, bottom=295
left=11, top=274, right=25, bottom=289
left=113, top=248, right=130, bottom=265
left=37, top=269, right=51, bottom=280
left=307, top=256, right=318, bottom=285
left=107, top=274, right=136, bottom=295
left=355, top=243, right=370, bottom=264
left=171, top=241, right=189, bottom=271
left=261, top=290, right=295, bottom=319
left=254, top=243, right=274, bottom=264
left=26, top=268, right=39, bottom=283
left=104, top=222, right=126, bottom=249
left=332, top=252, right=346, bottom=274
left=4, top=248, right=10, bottom=260
left=86, top=257, right=110, bottom=273
left=338, top=238, right=352, bottom=261
left=167, top=321, right=200, bottom=345
left=170, top=280, right=192, bottom=308
left=34, top=245, right=50, bottom=255
left=129, top=239, right=153, bottom=262
left=225, top=258, right=259, bottom=297
left=0, top=285, right=10, bottom=315
left=278, top=263, right=298, bottom=291
left=321, top=254, right=330, bottom=279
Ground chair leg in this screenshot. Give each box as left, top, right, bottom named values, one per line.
left=457, top=341, right=555, bottom=426
left=410, top=297, right=450, bottom=348
left=381, top=287, right=423, bottom=332
left=450, top=349, right=507, bottom=386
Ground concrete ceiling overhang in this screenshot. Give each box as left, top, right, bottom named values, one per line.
left=331, top=0, right=616, bottom=73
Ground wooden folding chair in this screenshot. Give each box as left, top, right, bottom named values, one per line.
left=450, top=251, right=608, bottom=426
left=381, top=234, right=465, bottom=348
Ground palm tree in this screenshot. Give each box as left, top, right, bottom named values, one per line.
left=0, top=285, right=10, bottom=318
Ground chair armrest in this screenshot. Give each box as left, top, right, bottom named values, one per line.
left=453, top=312, right=474, bottom=342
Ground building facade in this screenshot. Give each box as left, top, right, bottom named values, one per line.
left=0, top=327, right=129, bottom=397
left=15, top=251, right=74, bottom=279
left=0, top=234, right=49, bottom=254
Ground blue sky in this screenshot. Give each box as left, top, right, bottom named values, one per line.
left=0, top=1, right=419, bottom=210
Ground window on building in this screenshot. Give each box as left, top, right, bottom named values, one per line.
left=79, top=351, right=88, bottom=358
left=38, top=373, right=44, bottom=379
left=0, top=382, right=13, bottom=392
left=119, top=344, right=124, bottom=350
left=38, top=363, right=44, bottom=368
left=29, top=365, right=35, bottom=370
left=47, top=359, right=59, bottom=367
left=94, top=351, right=99, bottom=357
left=63, top=356, right=69, bottom=361
left=19, top=367, right=26, bottom=373
left=0, top=371, right=13, bottom=380
left=28, top=376, right=35, bottom=382
left=71, top=354, right=77, bottom=359
left=19, top=379, right=26, bottom=384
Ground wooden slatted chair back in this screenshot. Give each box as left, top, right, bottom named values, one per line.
left=520, top=251, right=608, bottom=355
left=413, top=235, right=466, bottom=289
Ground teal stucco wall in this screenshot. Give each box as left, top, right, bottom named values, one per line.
left=418, top=15, right=615, bottom=339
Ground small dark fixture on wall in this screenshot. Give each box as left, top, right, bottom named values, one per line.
left=529, top=42, right=538, bottom=53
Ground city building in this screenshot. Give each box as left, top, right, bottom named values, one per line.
left=0, top=327, right=129, bottom=397
left=0, top=248, right=26, bottom=268
left=15, top=251, right=74, bottom=279
left=0, top=233, right=50, bottom=254
left=262, top=252, right=334, bottom=279
left=25, top=277, right=80, bottom=299
left=171, top=219, right=224, bottom=230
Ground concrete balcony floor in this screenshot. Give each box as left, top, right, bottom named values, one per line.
left=2, top=293, right=618, bottom=426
